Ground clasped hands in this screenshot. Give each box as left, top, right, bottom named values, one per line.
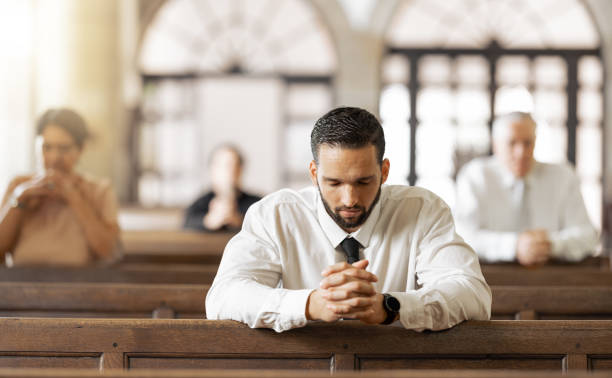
left=516, top=229, right=552, bottom=267
left=306, top=259, right=387, bottom=324
left=12, top=170, right=83, bottom=210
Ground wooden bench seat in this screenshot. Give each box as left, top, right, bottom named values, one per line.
left=120, top=231, right=233, bottom=265
left=491, top=286, right=612, bottom=320
left=0, top=282, right=206, bottom=319
left=1, top=318, right=611, bottom=372
left=0, top=265, right=217, bottom=285
left=1, top=282, right=611, bottom=320
left=483, top=266, right=612, bottom=286
left=0, top=368, right=611, bottom=378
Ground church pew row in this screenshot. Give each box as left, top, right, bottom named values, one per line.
left=120, top=230, right=610, bottom=270
left=3, top=264, right=612, bottom=286
left=482, top=266, right=612, bottom=286
left=1, top=282, right=612, bottom=320
left=0, top=369, right=611, bottom=378
left=0, top=282, right=206, bottom=319
left=120, top=231, right=234, bottom=265
left=0, top=265, right=217, bottom=285
left=1, top=318, right=612, bottom=372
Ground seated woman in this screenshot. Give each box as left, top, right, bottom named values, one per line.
left=0, top=108, right=120, bottom=266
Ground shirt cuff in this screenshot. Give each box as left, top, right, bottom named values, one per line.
left=393, top=291, right=428, bottom=331
left=547, top=231, right=564, bottom=258
left=275, top=288, right=312, bottom=332
left=499, top=233, right=519, bottom=262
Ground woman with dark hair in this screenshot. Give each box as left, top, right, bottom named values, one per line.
left=0, top=108, right=120, bottom=266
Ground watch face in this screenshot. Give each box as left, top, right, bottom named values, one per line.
left=385, top=295, right=400, bottom=312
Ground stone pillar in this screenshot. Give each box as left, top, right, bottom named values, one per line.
left=34, top=0, right=123, bottom=193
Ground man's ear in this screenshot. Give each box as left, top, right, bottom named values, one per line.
left=381, top=158, right=390, bottom=184
left=309, top=160, right=318, bottom=186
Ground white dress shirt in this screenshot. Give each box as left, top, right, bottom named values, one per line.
left=206, top=185, right=491, bottom=333
left=455, top=157, right=599, bottom=263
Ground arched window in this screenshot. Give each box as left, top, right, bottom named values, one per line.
left=382, top=0, right=603, bottom=229
left=135, top=0, right=337, bottom=206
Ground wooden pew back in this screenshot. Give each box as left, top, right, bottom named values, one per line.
left=1, top=319, right=612, bottom=372
left=1, top=282, right=612, bottom=320
left=0, top=282, right=207, bottom=319
left=0, top=265, right=217, bottom=285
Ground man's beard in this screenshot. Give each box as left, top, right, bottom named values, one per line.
left=318, top=183, right=382, bottom=231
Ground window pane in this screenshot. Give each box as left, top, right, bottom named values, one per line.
left=416, top=176, right=456, bottom=209
left=286, top=121, right=314, bottom=174
left=140, top=0, right=337, bottom=74
left=534, top=121, right=567, bottom=164
left=533, top=89, right=567, bottom=123
left=416, top=121, right=455, bottom=177
left=578, top=89, right=602, bottom=122
left=533, top=56, right=567, bottom=88
left=579, top=56, right=603, bottom=88
left=455, top=56, right=489, bottom=85
left=418, top=86, right=452, bottom=121
left=576, top=124, right=602, bottom=178
left=382, top=54, right=410, bottom=84
left=383, top=119, right=410, bottom=185
left=495, top=86, right=534, bottom=114
left=380, top=84, right=410, bottom=122
left=419, top=55, right=452, bottom=84
left=138, top=174, right=161, bottom=208
left=387, top=0, right=599, bottom=49
left=456, top=87, right=489, bottom=122
left=496, top=56, right=530, bottom=86
left=456, top=122, right=490, bottom=156
left=287, top=84, right=332, bottom=119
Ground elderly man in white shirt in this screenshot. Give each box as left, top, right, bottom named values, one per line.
left=455, top=112, right=599, bottom=266
left=206, top=107, right=491, bottom=333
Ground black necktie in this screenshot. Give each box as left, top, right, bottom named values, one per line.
left=340, top=237, right=361, bottom=264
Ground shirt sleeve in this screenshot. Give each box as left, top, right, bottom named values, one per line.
left=205, top=201, right=311, bottom=332
left=455, top=166, right=517, bottom=262
left=548, top=167, right=599, bottom=261
left=398, top=196, right=492, bottom=331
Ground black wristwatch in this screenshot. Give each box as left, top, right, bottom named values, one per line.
left=381, top=293, right=400, bottom=325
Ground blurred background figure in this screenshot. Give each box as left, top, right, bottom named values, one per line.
left=455, top=112, right=599, bottom=266
left=183, top=145, right=261, bottom=232
left=0, top=108, right=120, bottom=266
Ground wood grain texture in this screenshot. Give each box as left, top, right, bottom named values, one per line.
left=0, top=282, right=207, bottom=318
left=491, top=286, right=612, bottom=318
left=0, top=265, right=217, bottom=284
left=120, top=231, right=233, bottom=265
left=0, top=368, right=611, bottom=378
left=1, top=319, right=612, bottom=372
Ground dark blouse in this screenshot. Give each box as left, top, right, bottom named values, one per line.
left=183, top=190, right=261, bottom=232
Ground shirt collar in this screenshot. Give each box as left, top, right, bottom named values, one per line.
left=316, top=188, right=383, bottom=249
left=495, top=157, right=538, bottom=189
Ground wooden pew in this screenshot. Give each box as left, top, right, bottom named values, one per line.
left=483, top=266, right=612, bottom=286
left=0, top=265, right=217, bottom=285
left=0, top=368, right=611, bottom=378
left=120, top=231, right=233, bottom=265
left=1, top=318, right=612, bottom=372
left=1, top=282, right=611, bottom=320
left=491, top=286, right=612, bottom=320
left=0, top=282, right=207, bottom=319
left=481, top=256, right=610, bottom=271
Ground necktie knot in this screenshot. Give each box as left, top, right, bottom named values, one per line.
left=340, top=237, right=361, bottom=264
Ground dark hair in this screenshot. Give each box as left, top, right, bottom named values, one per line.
left=208, top=143, right=244, bottom=167
left=36, top=108, right=90, bottom=148
left=310, top=107, right=385, bottom=164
